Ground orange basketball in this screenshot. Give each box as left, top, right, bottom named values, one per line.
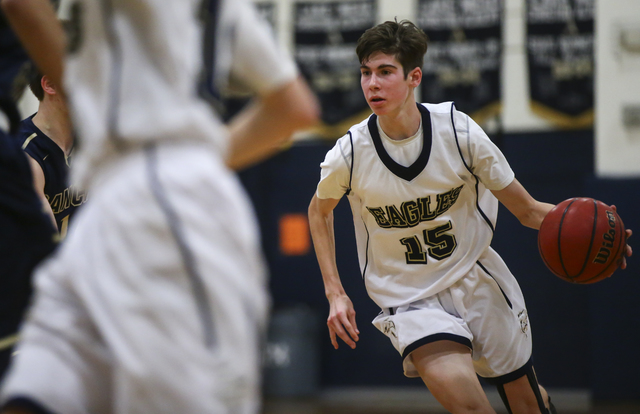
left=538, top=198, right=627, bottom=284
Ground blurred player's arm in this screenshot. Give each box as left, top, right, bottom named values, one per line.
left=1, top=0, right=65, bottom=88
left=492, top=178, right=554, bottom=230
left=308, top=194, right=359, bottom=350
left=26, top=155, right=56, bottom=228
left=226, top=76, right=319, bottom=171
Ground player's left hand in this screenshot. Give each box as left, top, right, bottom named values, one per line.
left=612, top=205, right=632, bottom=269
left=621, top=228, right=632, bottom=269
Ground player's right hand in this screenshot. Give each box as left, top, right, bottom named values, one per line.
left=327, top=293, right=359, bottom=349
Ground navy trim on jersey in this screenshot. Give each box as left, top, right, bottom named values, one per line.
left=345, top=131, right=354, bottom=196
left=476, top=260, right=513, bottom=309
left=368, top=103, right=433, bottom=182
left=361, top=217, right=370, bottom=282
left=199, top=0, right=223, bottom=106
left=2, top=396, right=57, bottom=414
left=449, top=103, right=495, bottom=233
left=145, top=144, right=216, bottom=349
left=482, top=356, right=533, bottom=385
left=402, top=333, right=472, bottom=359
left=482, top=355, right=534, bottom=385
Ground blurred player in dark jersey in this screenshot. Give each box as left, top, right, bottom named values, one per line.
left=17, top=70, right=86, bottom=238
left=0, top=4, right=57, bottom=379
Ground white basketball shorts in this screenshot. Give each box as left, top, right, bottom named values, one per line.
left=372, top=248, right=533, bottom=382
left=0, top=142, right=269, bottom=414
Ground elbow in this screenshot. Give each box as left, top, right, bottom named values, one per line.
left=518, top=204, right=548, bottom=230
left=308, top=195, right=319, bottom=220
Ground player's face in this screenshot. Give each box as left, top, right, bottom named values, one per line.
left=360, top=52, right=421, bottom=117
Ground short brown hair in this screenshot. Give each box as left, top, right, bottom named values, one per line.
left=356, top=20, right=428, bottom=78
left=27, top=65, right=44, bottom=101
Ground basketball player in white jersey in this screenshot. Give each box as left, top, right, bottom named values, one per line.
left=1, top=0, right=319, bottom=413
left=309, top=20, right=628, bottom=414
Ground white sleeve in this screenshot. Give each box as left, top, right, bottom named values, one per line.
left=316, top=135, right=353, bottom=200
left=452, top=106, right=514, bottom=191
left=226, top=0, right=298, bottom=95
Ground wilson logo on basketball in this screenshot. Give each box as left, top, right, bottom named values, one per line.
left=593, top=211, right=617, bottom=265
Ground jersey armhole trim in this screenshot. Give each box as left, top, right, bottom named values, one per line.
left=345, top=131, right=354, bottom=196
left=450, top=103, right=495, bottom=233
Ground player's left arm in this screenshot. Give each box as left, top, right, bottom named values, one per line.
left=1, top=0, right=66, bottom=88
left=493, top=179, right=632, bottom=267
left=491, top=178, right=554, bottom=230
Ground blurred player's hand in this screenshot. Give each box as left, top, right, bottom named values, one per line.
left=327, top=293, right=359, bottom=350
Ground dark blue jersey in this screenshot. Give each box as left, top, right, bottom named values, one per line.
left=0, top=129, right=56, bottom=380
left=17, top=115, right=86, bottom=235
left=0, top=8, right=58, bottom=381
left=0, top=11, right=31, bottom=133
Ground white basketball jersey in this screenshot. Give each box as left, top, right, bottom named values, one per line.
left=317, top=102, right=515, bottom=309
left=64, top=0, right=297, bottom=186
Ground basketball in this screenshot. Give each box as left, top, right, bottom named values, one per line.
left=538, top=198, right=627, bottom=284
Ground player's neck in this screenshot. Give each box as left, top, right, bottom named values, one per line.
left=377, top=99, right=421, bottom=141
left=32, top=100, right=73, bottom=156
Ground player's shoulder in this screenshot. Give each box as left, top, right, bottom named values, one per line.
left=16, top=117, right=58, bottom=159
left=16, top=115, right=38, bottom=140
left=346, top=113, right=374, bottom=141
left=420, top=101, right=461, bottom=115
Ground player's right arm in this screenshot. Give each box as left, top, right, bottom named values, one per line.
left=226, top=77, right=318, bottom=170
left=308, top=194, right=359, bottom=350
left=219, top=0, right=319, bottom=170
left=25, top=155, right=56, bottom=228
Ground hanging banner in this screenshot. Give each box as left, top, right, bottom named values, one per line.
left=526, top=0, right=594, bottom=128
left=416, top=0, right=503, bottom=125
left=294, top=0, right=375, bottom=139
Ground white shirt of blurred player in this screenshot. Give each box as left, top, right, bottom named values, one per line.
left=64, top=0, right=297, bottom=186
left=317, top=102, right=515, bottom=309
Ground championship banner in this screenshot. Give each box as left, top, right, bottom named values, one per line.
left=526, top=0, right=594, bottom=128
left=294, top=0, right=375, bottom=139
left=416, top=0, right=502, bottom=125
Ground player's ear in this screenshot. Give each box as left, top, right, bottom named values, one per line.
left=408, top=66, right=422, bottom=88
left=41, top=75, right=58, bottom=96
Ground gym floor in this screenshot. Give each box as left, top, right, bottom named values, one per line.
left=263, top=390, right=640, bottom=414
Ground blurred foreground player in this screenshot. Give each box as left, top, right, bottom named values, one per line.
left=2, top=0, right=318, bottom=413
left=0, top=2, right=57, bottom=380
left=17, top=71, right=85, bottom=238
